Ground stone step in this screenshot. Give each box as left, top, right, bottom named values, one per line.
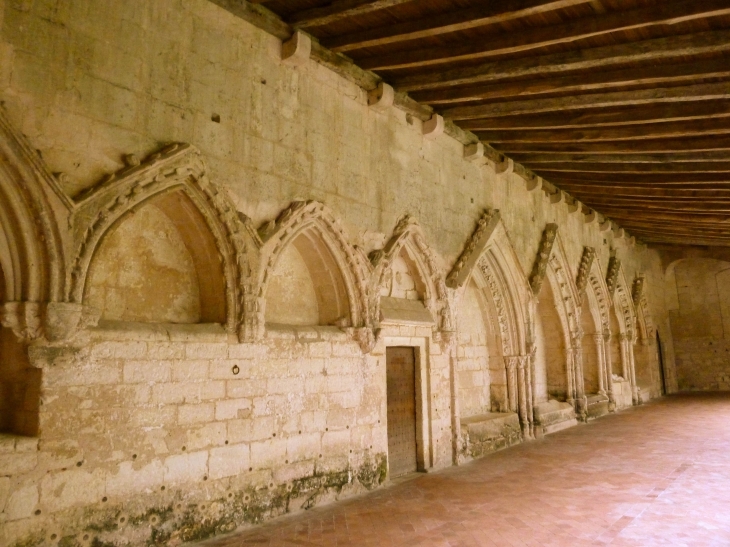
left=534, top=400, right=578, bottom=435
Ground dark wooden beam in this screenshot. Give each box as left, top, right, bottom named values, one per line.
left=443, top=82, right=730, bottom=120
left=562, top=187, right=730, bottom=198
left=360, top=0, right=730, bottom=70
left=541, top=171, right=730, bottom=183
left=477, top=118, right=730, bottom=144
left=459, top=101, right=730, bottom=131
left=498, top=135, right=730, bottom=154
left=596, top=209, right=730, bottom=223
left=531, top=162, right=730, bottom=173
left=509, top=152, right=730, bottom=163
left=290, top=0, right=415, bottom=28
left=323, top=0, right=590, bottom=52
left=415, top=60, right=730, bottom=106
left=395, top=29, right=730, bottom=92
left=574, top=198, right=730, bottom=210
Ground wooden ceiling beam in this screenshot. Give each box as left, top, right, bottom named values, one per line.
left=459, top=101, right=730, bottom=131
left=477, top=118, right=730, bottom=144
left=509, top=152, right=730, bottom=163
left=497, top=135, right=730, bottom=154
left=395, top=29, right=730, bottom=92
left=530, top=162, right=730, bottom=173
left=573, top=198, right=730, bottom=211
left=595, top=209, right=730, bottom=223
left=541, top=171, right=730, bottom=183
left=561, top=188, right=730, bottom=199
left=361, top=0, right=730, bottom=70
left=443, top=82, right=730, bottom=120
left=414, top=59, right=730, bottom=106
left=289, top=0, right=415, bottom=28
left=323, top=0, right=590, bottom=52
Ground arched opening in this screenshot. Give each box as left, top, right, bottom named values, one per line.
left=457, top=278, right=497, bottom=418
left=536, top=279, right=567, bottom=402
left=656, top=330, right=667, bottom=396
left=265, top=228, right=350, bottom=327
left=581, top=297, right=600, bottom=395
left=85, top=191, right=226, bottom=324
left=0, top=264, right=38, bottom=436
left=609, top=308, right=622, bottom=377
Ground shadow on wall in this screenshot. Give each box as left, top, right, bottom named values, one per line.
left=667, top=258, right=730, bottom=390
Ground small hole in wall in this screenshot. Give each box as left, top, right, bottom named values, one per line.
left=203, top=476, right=208, bottom=481
left=211, top=113, right=221, bottom=123
left=225, top=440, right=229, bottom=445
left=200, top=505, right=206, bottom=510
left=350, top=449, right=352, bottom=453
left=249, top=467, right=253, bottom=471
left=269, top=482, right=274, bottom=488
left=182, top=446, right=186, bottom=451
left=245, top=495, right=250, bottom=501
left=119, top=517, right=126, bottom=524
left=471, top=198, right=474, bottom=204
left=604, top=239, right=607, bottom=244
left=319, top=454, right=322, bottom=458
left=161, top=486, right=165, bottom=491
left=298, top=430, right=302, bottom=434
left=177, top=504, right=182, bottom=510
left=346, top=425, right=349, bottom=429
left=102, top=497, right=108, bottom=502
left=326, top=427, right=328, bottom=431
left=273, top=433, right=276, bottom=437
left=50, top=534, right=57, bottom=541
left=35, top=509, right=41, bottom=515
left=228, top=493, right=233, bottom=499
left=83, top=534, right=90, bottom=541
left=260, top=79, right=267, bottom=85
left=285, top=459, right=289, bottom=463
left=76, top=461, right=83, bottom=467
left=132, top=454, right=137, bottom=460
left=406, top=114, right=414, bottom=125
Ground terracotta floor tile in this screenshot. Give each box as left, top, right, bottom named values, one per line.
left=195, top=394, right=730, bottom=547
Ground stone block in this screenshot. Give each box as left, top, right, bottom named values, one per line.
left=172, top=359, right=210, bottom=382
left=40, top=469, right=104, bottom=513
left=186, top=422, right=228, bottom=452
left=163, top=451, right=208, bottom=484
left=208, top=443, right=250, bottom=480
left=123, top=360, right=171, bottom=384
left=185, top=343, right=229, bottom=360
left=228, top=378, right=267, bottom=398
left=286, top=432, right=320, bottom=463
left=106, top=459, right=165, bottom=498
left=250, top=438, right=287, bottom=468
left=147, top=343, right=186, bottom=361
left=5, top=484, right=38, bottom=521
left=215, top=398, right=252, bottom=421
left=0, top=476, right=10, bottom=513
left=178, top=403, right=214, bottom=425
left=0, top=451, right=38, bottom=476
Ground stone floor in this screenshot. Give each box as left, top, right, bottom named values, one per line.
left=196, top=393, right=730, bottom=546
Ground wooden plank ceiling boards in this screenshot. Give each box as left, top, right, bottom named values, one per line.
left=215, top=0, right=730, bottom=247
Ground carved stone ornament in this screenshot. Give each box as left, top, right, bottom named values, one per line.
left=632, top=275, right=645, bottom=307
left=446, top=209, right=501, bottom=289
left=606, top=254, right=621, bottom=297
left=258, top=200, right=371, bottom=337
left=575, top=246, right=596, bottom=300
left=370, top=215, right=454, bottom=334
left=529, top=223, right=558, bottom=295
left=69, top=143, right=259, bottom=342
left=477, top=257, right=513, bottom=356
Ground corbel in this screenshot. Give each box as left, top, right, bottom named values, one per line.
left=368, top=82, right=394, bottom=112
left=550, top=189, right=565, bottom=205
left=281, top=31, right=311, bottom=66
left=495, top=156, right=514, bottom=177
left=423, top=114, right=445, bottom=139
left=464, top=142, right=485, bottom=162
left=525, top=174, right=542, bottom=192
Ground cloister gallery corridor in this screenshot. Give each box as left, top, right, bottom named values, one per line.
left=198, top=394, right=730, bottom=547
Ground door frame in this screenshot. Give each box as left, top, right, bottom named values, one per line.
left=384, top=336, right=432, bottom=473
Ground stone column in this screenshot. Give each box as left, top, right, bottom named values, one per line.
left=516, top=358, right=529, bottom=438
left=603, top=330, right=616, bottom=410
left=593, top=333, right=607, bottom=395
left=524, top=355, right=535, bottom=438
left=619, top=332, right=630, bottom=380
left=628, top=331, right=639, bottom=405
left=505, top=357, right=519, bottom=414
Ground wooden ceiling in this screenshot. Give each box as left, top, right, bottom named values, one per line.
left=237, top=0, right=730, bottom=247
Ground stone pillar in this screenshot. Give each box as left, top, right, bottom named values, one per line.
left=519, top=355, right=534, bottom=439
left=571, top=344, right=587, bottom=420
left=593, top=333, right=607, bottom=395
left=603, top=330, right=616, bottom=410
left=505, top=357, right=519, bottom=414
left=628, top=331, right=639, bottom=405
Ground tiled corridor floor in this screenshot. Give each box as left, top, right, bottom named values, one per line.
left=197, top=393, right=730, bottom=547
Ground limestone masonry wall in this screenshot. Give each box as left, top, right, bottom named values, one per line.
left=667, top=258, right=730, bottom=390
left=0, top=0, right=675, bottom=545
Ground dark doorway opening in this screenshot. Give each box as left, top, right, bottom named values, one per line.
left=656, top=331, right=667, bottom=396
left=386, top=346, right=417, bottom=478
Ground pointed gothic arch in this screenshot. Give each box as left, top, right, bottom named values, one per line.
left=446, top=210, right=533, bottom=434
left=610, top=263, right=639, bottom=406
left=0, top=108, right=70, bottom=340
left=371, top=215, right=453, bottom=335
left=69, top=143, right=257, bottom=338
left=257, top=200, right=370, bottom=334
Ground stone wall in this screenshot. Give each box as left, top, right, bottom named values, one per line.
left=0, top=0, right=674, bottom=545
left=667, top=258, right=730, bottom=390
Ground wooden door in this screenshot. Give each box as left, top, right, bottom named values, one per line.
left=386, top=346, right=417, bottom=477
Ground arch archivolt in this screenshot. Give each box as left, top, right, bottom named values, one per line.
left=256, top=200, right=370, bottom=339
left=370, top=215, right=453, bottom=336
left=0, top=107, right=70, bottom=340
left=586, top=258, right=611, bottom=336
left=70, top=143, right=259, bottom=340
left=544, top=236, right=582, bottom=349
